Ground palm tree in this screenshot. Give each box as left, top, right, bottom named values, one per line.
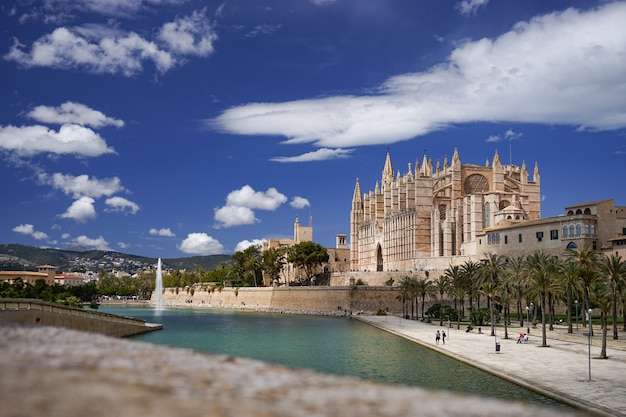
left=600, top=254, right=626, bottom=340
left=561, top=259, right=584, bottom=334
left=445, top=265, right=468, bottom=329
left=567, top=247, right=602, bottom=328
left=461, top=261, right=482, bottom=310
left=480, top=253, right=507, bottom=336
left=524, top=251, right=561, bottom=347
left=504, top=256, right=525, bottom=327
left=415, top=277, right=434, bottom=320
left=397, top=276, right=412, bottom=319
left=433, top=275, right=451, bottom=326
left=590, top=281, right=612, bottom=359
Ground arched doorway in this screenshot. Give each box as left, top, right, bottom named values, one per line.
left=376, top=244, right=383, bottom=271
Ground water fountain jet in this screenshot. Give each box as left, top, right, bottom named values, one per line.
left=155, top=258, right=164, bottom=310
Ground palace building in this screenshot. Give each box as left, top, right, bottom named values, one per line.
left=350, top=149, right=541, bottom=272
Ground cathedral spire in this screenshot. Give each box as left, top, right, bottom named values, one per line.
left=521, top=161, right=528, bottom=184
left=533, top=162, right=540, bottom=182
left=492, top=149, right=502, bottom=171
left=382, top=150, right=394, bottom=184
left=421, top=151, right=429, bottom=177
left=452, top=148, right=461, bottom=167
left=352, top=178, right=362, bottom=204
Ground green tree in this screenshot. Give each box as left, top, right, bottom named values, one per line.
left=599, top=254, right=626, bottom=340
left=590, top=281, right=612, bottom=359
left=560, top=259, right=584, bottom=334
left=231, top=245, right=263, bottom=287
left=415, top=276, right=434, bottom=320
left=286, top=241, right=329, bottom=285
left=445, top=265, right=467, bottom=329
left=262, top=246, right=287, bottom=286
left=524, top=251, right=561, bottom=347
left=480, top=254, right=507, bottom=336
left=567, top=247, right=601, bottom=328
left=433, top=275, right=451, bottom=326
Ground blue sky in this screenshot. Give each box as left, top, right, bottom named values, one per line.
left=2, top=0, right=625, bottom=258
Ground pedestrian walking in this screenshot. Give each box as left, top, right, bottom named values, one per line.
left=442, top=330, right=446, bottom=344
left=435, top=330, right=441, bottom=344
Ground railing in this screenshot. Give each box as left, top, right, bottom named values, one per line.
left=0, top=298, right=146, bottom=326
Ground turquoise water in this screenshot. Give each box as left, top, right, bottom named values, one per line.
left=100, top=306, right=567, bottom=409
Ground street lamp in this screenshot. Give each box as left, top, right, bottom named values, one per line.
left=525, top=306, right=530, bottom=334
left=529, top=302, right=534, bottom=334
left=588, top=309, right=592, bottom=381
left=575, top=300, right=579, bottom=332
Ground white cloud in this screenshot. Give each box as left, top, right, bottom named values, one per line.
left=212, top=3, right=626, bottom=148
left=74, top=234, right=110, bottom=250
left=117, top=241, right=130, bottom=249
left=456, top=0, right=489, bottom=15
left=149, top=227, right=175, bottom=237
left=5, top=9, right=215, bottom=76
left=225, top=185, right=287, bottom=210
left=214, top=205, right=257, bottom=228
left=104, top=196, right=139, bottom=214
left=214, top=185, right=288, bottom=228
left=12, top=224, right=48, bottom=240
left=234, top=239, right=266, bottom=253
left=60, top=196, right=97, bottom=222
left=245, top=24, right=281, bottom=38
left=5, top=27, right=175, bottom=76
left=0, top=124, right=115, bottom=157
left=310, top=0, right=336, bottom=5
left=39, top=0, right=189, bottom=17
left=27, top=102, right=124, bottom=128
left=40, top=173, right=124, bottom=199
left=158, top=8, right=217, bottom=56
left=178, top=232, right=224, bottom=255
left=271, top=147, right=353, bottom=162
left=290, top=196, right=310, bottom=209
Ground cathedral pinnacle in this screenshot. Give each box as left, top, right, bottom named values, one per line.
left=382, top=151, right=394, bottom=184
left=352, top=178, right=362, bottom=204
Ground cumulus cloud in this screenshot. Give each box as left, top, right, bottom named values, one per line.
left=290, top=196, right=310, bottom=209
left=178, top=232, right=224, bottom=255
left=214, top=185, right=288, bottom=228
left=5, top=9, right=215, bottom=76
left=234, top=239, right=266, bottom=253
left=40, top=173, right=124, bottom=199
left=158, top=8, right=217, bottom=56
left=456, top=0, right=489, bottom=15
left=485, top=128, right=523, bottom=143
left=104, top=196, right=139, bottom=214
left=12, top=224, right=49, bottom=240
left=60, top=196, right=97, bottom=222
left=270, top=148, right=353, bottom=162
left=73, top=234, right=110, bottom=250
left=39, top=0, right=189, bottom=17
left=245, top=24, right=281, bottom=38
left=0, top=124, right=115, bottom=157
left=212, top=3, right=626, bottom=150
left=27, top=102, right=124, bottom=128
left=310, top=0, right=336, bottom=5
left=149, top=227, right=175, bottom=237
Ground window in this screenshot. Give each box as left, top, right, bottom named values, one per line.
left=584, top=224, right=589, bottom=235
left=563, top=226, right=568, bottom=238
left=576, top=224, right=582, bottom=236
left=504, top=235, right=508, bottom=244
left=518, top=234, right=522, bottom=243
left=550, top=230, right=558, bottom=240
left=623, top=228, right=626, bottom=235
left=536, top=231, right=543, bottom=242
left=567, top=242, right=577, bottom=249
left=569, top=225, right=575, bottom=236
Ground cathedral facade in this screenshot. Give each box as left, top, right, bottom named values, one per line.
left=350, top=149, right=541, bottom=272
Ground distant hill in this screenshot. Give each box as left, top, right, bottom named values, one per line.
left=0, top=244, right=231, bottom=274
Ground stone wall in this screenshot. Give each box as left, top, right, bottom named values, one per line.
left=0, top=299, right=160, bottom=337
left=157, top=286, right=404, bottom=315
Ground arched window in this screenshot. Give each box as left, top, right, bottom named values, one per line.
left=576, top=224, right=582, bottom=236
left=499, top=200, right=510, bottom=210
left=563, top=226, right=568, bottom=238
left=569, top=225, right=575, bottom=236
left=439, top=204, right=447, bottom=221
left=591, top=225, right=596, bottom=235
left=484, top=203, right=490, bottom=228
left=576, top=209, right=583, bottom=215
left=584, top=224, right=589, bottom=235
left=567, top=210, right=574, bottom=216
left=567, top=242, right=578, bottom=250
left=584, top=208, right=591, bottom=215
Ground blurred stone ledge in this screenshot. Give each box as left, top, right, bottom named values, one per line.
left=0, top=321, right=578, bottom=417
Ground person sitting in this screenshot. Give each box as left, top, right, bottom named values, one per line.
left=517, top=333, right=526, bottom=344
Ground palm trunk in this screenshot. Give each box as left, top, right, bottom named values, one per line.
left=541, top=294, right=547, bottom=347
left=490, top=297, right=495, bottom=337
left=612, top=290, right=619, bottom=340
left=601, top=313, right=608, bottom=359
left=567, top=286, right=573, bottom=333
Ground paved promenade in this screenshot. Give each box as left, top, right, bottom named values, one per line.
left=356, top=316, right=626, bottom=417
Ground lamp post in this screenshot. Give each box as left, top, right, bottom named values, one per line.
left=525, top=306, right=530, bottom=334
left=575, top=300, right=579, bottom=332
left=529, top=302, right=534, bottom=334
left=588, top=309, right=592, bottom=382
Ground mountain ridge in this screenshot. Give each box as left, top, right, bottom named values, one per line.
left=0, top=243, right=231, bottom=274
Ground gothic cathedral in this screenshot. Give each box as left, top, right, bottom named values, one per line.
left=350, top=149, right=541, bottom=272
